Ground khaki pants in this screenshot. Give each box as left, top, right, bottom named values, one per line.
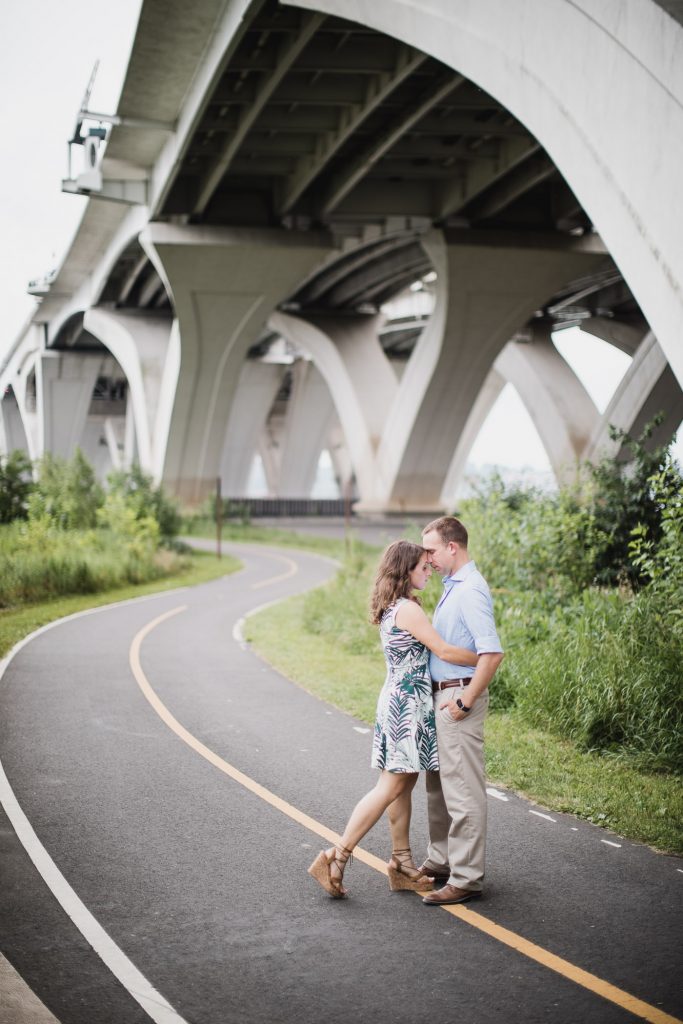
left=425, top=687, right=488, bottom=891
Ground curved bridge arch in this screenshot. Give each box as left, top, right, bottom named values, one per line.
left=285, top=0, right=683, bottom=388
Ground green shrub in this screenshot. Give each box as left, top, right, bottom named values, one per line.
left=107, top=465, right=181, bottom=540
left=0, top=520, right=187, bottom=607
left=32, top=449, right=103, bottom=529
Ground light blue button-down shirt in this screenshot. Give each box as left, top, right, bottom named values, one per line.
left=429, top=560, right=503, bottom=682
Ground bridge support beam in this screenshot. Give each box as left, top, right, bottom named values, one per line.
left=36, top=352, right=101, bottom=461
left=0, top=390, right=32, bottom=458
left=269, top=310, right=395, bottom=503
left=585, top=332, right=683, bottom=462
left=440, top=368, right=506, bottom=506
left=83, top=309, right=176, bottom=479
left=140, top=225, right=331, bottom=505
left=373, top=234, right=602, bottom=512
left=494, top=324, right=599, bottom=484
left=220, top=360, right=286, bottom=496
left=262, top=360, right=337, bottom=498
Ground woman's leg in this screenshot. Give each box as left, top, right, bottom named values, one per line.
left=339, top=771, right=416, bottom=852
left=309, top=771, right=417, bottom=897
left=387, top=776, right=419, bottom=854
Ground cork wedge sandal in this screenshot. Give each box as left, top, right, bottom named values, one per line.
left=308, top=845, right=353, bottom=898
left=387, top=848, right=435, bottom=892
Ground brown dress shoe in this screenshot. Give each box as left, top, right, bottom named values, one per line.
left=418, top=862, right=450, bottom=883
left=422, top=883, right=482, bottom=906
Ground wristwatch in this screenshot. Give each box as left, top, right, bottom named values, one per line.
left=456, top=698, right=471, bottom=713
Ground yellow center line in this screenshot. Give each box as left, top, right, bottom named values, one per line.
left=130, top=606, right=681, bottom=1024
left=250, top=553, right=299, bottom=590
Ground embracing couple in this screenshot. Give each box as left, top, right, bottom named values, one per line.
left=308, top=515, right=504, bottom=905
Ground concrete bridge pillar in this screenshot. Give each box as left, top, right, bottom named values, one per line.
left=374, top=233, right=602, bottom=511
left=36, top=351, right=101, bottom=461
left=83, top=309, right=176, bottom=479
left=494, top=324, right=599, bottom=484
left=140, top=224, right=331, bottom=505
left=327, top=420, right=355, bottom=499
left=274, top=233, right=600, bottom=511
left=266, top=360, right=337, bottom=498
left=585, top=332, right=683, bottom=462
left=268, top=309, right=396, bottom=503
left=440, top=367, right=506, bottom=505
left=0, top=389, right=32, bottom=458
left=220, top=360, right=286, bottom=495
left=441, top=325, right=600, bottom=503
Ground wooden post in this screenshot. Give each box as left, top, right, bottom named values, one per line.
left=216, top=476, right=222, bottom=559
left=344, top=476, right=352, bottom=555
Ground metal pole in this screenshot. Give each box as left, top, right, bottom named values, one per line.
left=216, top=477, right=222, bottom=559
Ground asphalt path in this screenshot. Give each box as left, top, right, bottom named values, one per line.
left=0, top=543, right=681, bottom=1024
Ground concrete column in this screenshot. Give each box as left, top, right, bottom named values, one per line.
left=78, top=416, right=121, bottom=481
left=494, top=324, right=599, bottom=484
left=585, top=332, right=683, bottom=462
left=103, top=416, right=126, bottom=471
left=258, top=433, right=280, bottom=497
left=272, top=360, right=336, bottom=497
left=220, top=359, right=286, bottom=495
left=269, top=310, right=396, bottom=503
left=140, top=224, right=331, bottom=504
left=36, top=351, right=101, bottom=460
left=0, top=390, right=31, bottom=457
left=374, top=233, right=602, bottom=511
left=440, top=368, right=506, bottom=505
left=327, top=419, right=355, bottom=498
left=83, top=309, right=175, bottom=477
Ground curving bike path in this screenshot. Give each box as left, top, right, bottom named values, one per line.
left=0, top=543, right=681, bottom=1024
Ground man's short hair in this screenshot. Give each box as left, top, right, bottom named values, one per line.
left=422, top=515, right=468, bottom=548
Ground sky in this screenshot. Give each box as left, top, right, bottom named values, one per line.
left=1, top=0, right=680, bottom=480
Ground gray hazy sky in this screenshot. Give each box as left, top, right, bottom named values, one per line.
left=0, top=0, right=142, bottom=354
left=0, top=1, right=678, bottom=471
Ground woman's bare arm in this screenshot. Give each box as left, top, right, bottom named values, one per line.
left=395, top=600, right=477, bottom=666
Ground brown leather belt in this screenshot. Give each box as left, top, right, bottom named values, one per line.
left=432, top=678, right=472, bottom=693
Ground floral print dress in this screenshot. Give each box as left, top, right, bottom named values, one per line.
left=371, top=598, right=439, bottom=773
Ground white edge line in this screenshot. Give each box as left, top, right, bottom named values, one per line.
left=0, top=571, right=245, bottom=1023
left=0, top=756, right=189, bottom=1024
left=232, top=596, right=291, bottom=647
left=0, top=542, right=336, bottom=1024
left=600, top=840, right=622, bottom=848
left=529, top=810, right=557, bottom=822
left=234, top=559, right=338, bottom=648
left=486, top=788, right=509, bottom=801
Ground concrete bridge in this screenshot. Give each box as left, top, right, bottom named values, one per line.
left=1, top=0, right=682, bottom=511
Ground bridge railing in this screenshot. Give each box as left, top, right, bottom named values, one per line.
left=221, top=498, right=355, bottom=518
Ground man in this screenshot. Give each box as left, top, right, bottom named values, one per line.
left=419, top=515, right=504, bottom=906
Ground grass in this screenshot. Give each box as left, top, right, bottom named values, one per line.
left=0, top=549, right=239, bottom=659
left=182, top=516, right=364, bottom=557
left=245, top=584, right=683, bottom=856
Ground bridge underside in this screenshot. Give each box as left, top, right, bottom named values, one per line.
left=3, top=0, right=682, bottom=510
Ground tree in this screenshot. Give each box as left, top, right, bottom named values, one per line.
left=0, top=450, right=33, bottom=522
left=589, top=416, right=682, bottom=587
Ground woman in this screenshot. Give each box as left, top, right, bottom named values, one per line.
left=308, top=540, right=478, bottom=898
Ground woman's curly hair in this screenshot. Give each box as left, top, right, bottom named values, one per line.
left=369, top=540, right=427, bottom=625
